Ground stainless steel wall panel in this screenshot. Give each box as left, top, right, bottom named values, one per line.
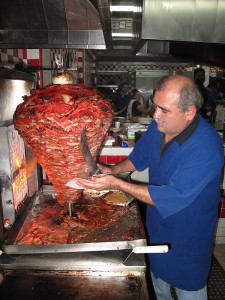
left=193, top=0, right=217, bottom=42
left=0, top=126, right=16, bottom=224
left=0, top=80, right=32, bottom=123
left=214, top=0, right=225, bottom=43
left=142, top=0, right=225, bottom=44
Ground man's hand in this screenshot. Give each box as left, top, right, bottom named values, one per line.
left=96, top=164, right=113, bottom=175
left=77, top=174, right=121, bottom=191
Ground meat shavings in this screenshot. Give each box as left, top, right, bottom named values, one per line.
left=13, top=84, right=113, bottom=204
left=15, top=197, right=145, bottom=246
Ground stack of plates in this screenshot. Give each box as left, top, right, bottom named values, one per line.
left=138, top=117, right=152, bottom=125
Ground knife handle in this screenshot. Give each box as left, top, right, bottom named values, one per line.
left=133, top=245, right=169, bottom=253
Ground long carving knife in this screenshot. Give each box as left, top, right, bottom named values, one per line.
left=80, top=126, right=102, bottom=176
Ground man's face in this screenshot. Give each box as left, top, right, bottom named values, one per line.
left=194, top=71, right=205, bottom=86
left=134, top=92, right=143, bottom=101
left=153, top=82, right=195, bottom=141
left=121, top=85, right=129, bottom=94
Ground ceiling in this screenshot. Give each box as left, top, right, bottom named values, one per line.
left=0, top=0, right=225, bottom=67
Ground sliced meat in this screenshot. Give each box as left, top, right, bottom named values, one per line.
left=13, top=83, right=113, bottom=203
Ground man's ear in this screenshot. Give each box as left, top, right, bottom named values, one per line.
left=185, top=105, right=197, bottom=120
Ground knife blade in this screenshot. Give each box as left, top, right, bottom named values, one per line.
left=80, top=126, right=102, bottom=176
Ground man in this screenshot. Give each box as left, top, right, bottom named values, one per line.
left=126, top=89, right=150, bottom=117
left=193, top=67, right=214, bottom=122
left=78, top=75, right=224, bottom=299
left=112, top=82, right=132, bottom=117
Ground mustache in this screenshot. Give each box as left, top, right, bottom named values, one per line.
left=154, top=118, right=163, bottom=126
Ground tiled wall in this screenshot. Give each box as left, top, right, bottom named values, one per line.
left=0, top=48, right=94, bottom=87
left=96, top=61, right=194, bottom=88
left=0, top=49, right=43, bottom=86
left=0, top=49, right=41, bottom=66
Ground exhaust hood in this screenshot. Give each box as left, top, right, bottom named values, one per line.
left=0, top=0, right=225, bottom=67
left=0, top=0, right=106, bottom=49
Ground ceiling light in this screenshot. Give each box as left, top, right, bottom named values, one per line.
left=112, top=33, right=134, bottom=37
left=110, top=6, right=139, bottom=12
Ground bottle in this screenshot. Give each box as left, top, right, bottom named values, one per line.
left=126, top=112, right=130, bottom=121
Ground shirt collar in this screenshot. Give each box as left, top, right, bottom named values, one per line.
left=174, top=114, right=200, bottom=146
left=161, top=114, right=200, bottom=151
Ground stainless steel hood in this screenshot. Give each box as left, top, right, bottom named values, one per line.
left=139, top=0, right=225, bottom=67
left=0, top=0, right=225, bottom=67
left=0, top=0, right=106, bottom=49
left=142, top=0, right=225, bottom=44
left=0, top=0, right=143, bottom=50
left=95, top=0, right=225, bottom=67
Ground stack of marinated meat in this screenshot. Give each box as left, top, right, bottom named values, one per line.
left=13, top=83, right=113, bottom=204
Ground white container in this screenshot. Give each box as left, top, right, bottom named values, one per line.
left=115, top=121, right=120, bottom=129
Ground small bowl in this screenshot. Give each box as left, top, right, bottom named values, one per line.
left=115, top=117, right=126, bottom=123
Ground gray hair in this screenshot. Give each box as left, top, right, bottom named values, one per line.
left=155, top=75, right=203, bottom=112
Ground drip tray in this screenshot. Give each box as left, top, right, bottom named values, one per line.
left=0, top=270, right=148, bottom=300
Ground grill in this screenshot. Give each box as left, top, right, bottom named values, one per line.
left=0, top=68, right=149, bottom=299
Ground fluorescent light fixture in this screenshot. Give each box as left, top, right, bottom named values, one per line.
left=110, top=5, right=139, bottom=12
left=112, top=33, right=134, bottom=37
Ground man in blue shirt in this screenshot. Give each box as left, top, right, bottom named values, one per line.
left=112, top=82, right=132, bottom=117
left=78, top=75, right=224, bottom=299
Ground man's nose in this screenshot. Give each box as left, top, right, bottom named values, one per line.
left=153, top=106, right=160, bottom=118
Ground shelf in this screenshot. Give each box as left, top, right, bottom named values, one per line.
left=96, top=85, right=118, bottom=88
left=96, top=71, right=128, bottom=74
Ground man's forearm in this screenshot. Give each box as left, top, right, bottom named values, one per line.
left=110, top=159, right=136, bottom=174
left=114, top=179, right=155, bottom=206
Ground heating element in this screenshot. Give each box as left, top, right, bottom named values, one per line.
left=0, top=68, right=37, bottom=229
left=0, top=125, right=28, bottom=225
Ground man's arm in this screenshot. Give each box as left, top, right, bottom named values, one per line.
left=77, top=174, right=155, bottom=206
left=97, top=158, right=136, bottom=175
